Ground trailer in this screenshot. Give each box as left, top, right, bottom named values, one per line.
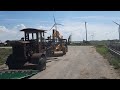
left=0, top=70, right=39, bottom=79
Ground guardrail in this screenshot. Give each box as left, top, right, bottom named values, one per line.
left=107, top=46, right=120, bottom=56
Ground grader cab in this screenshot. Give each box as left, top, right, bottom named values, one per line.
left=6, top=28, right=47, bottom=71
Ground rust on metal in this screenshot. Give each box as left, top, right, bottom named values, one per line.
left=6, top=28, right=47, bottom=71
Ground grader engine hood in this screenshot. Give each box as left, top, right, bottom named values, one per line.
left=10, top=41, right=30, bottom=58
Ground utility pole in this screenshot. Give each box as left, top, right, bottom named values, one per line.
left=85, top=22, right=87, bottom=41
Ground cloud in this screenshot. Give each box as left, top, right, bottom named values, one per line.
left=0, top=26, right=9, bottom=33
left=0, top=24, right=26, bottom=42
left=72, top=16, right=120, bottom=21
left=55, top=20, right=119, bottom=41
left=36, top=25, right=54, bottom=38
left=13, top=24, right=26, bottom=30
left=0, top=16, right=119, bottom=42
left=35, top=20, right=118, bottom=41
left=0, top=19, right=49, bottom=23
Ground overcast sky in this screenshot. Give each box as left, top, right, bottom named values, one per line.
left=0, top=11, right=120, bottom=42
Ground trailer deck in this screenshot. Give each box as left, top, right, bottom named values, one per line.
left=0, top=70, right=39, bottom=79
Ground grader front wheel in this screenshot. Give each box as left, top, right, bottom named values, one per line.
left=62, top=47, right=66, bottom=55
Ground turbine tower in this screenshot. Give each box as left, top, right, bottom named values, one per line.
left=113, top=21, right=120, bottom=41
left=85, top=21, right=87, bottom=41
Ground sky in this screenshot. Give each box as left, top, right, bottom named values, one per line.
left=0, top=11, right=120, bottom=42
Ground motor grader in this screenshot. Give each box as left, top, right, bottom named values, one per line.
left=45, top=29, right=68, bottom=56
left=6, top=28, right=47, bottom=71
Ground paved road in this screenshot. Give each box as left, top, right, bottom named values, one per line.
left=30, top=46, right=120, bottom=79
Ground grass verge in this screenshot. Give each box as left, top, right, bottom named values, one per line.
left=96, top=45, right=120, bottom=69
left=0, top=48, right=12, bottom=65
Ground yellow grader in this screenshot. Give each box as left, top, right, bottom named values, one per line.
left=46, top=29, right=68, bottom=56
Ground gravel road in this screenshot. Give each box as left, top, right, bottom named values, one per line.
left=30, top=46, right=120, bottom=79
left=0, top=47, right=12, bottom=49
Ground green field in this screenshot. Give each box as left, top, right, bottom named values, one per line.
left=96, top=45, right=109, bottom=57
left=96, top=45, right=120, bottom=69
left=0, top=48, right=12, bottom=65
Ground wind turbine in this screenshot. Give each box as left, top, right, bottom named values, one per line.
left=113, top=21, right=120, bottom=41
left=49, top=14, right=63, bottom=31
left=49, top=13, right=64, bottom=42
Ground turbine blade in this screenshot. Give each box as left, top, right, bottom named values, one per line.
left=56, top=23, right=64, bottom=26
left=49, top=24, right=55, bottom=31
left=113, top=21, right=120, bottom=25
left=53, top=15, right=56, bottom=24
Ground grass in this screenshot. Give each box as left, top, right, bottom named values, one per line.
left=0, top=48, right=12, bottom=65
left=96, top=45, right=109, bottom=57
left=96, top=45, right=120, bottom=69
